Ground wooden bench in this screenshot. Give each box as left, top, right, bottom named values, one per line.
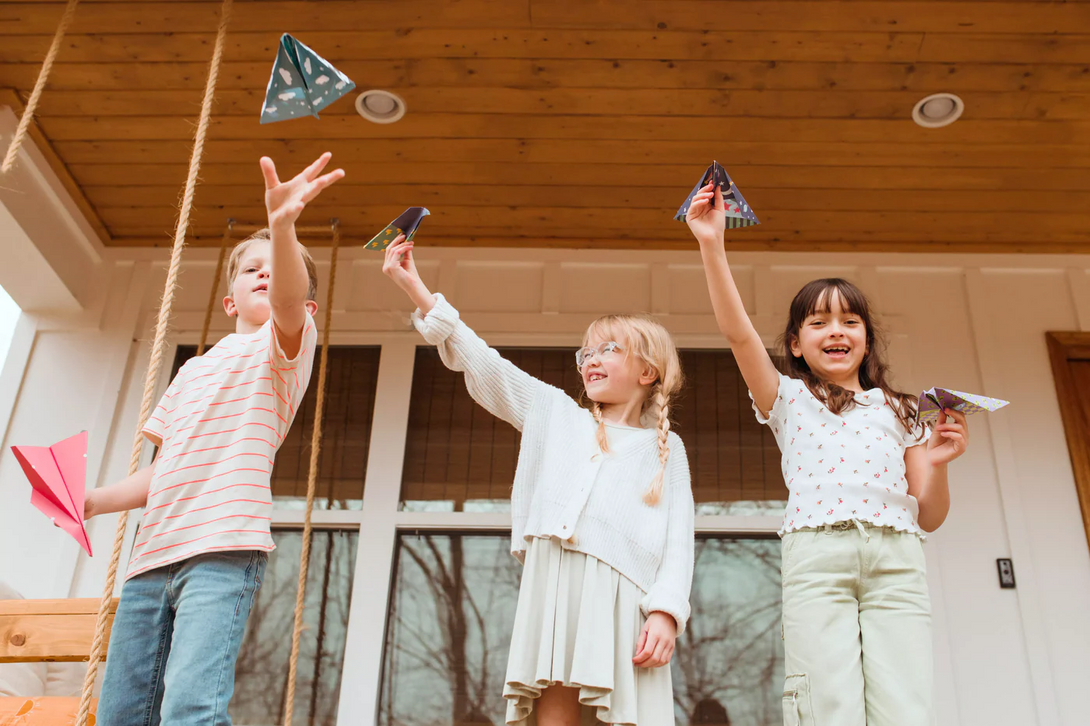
left=0, top=599, right=117, bottom=664
left=0, top=698, right=96, bottom=726
left=0, top=599, right=117, bottom=725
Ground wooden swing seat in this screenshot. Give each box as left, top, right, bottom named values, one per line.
left=0, top=599, right=117, bottom=664
left=0, top=697, right=95, bottom=726
left=0, top=599, right=116, bottom=725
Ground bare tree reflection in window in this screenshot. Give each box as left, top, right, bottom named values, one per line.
left=671, top=538, right=784, bottom=726
left=379, top=534, right=782, bottom=726
left=380, top=535, right=521, bottom=726
left=231, top=530, right=358, bottom=726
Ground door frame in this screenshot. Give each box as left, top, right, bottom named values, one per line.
left=1046, top=331, right=1090, bottom=553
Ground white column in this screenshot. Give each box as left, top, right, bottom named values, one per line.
left=336, top=340, right=417, bottom=726
left=0, top=313, right=38, bottom=449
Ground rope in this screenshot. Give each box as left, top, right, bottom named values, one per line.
left=283, top=220, right=340, bottom=726
left=197, top=220, right=235, bottom=356
left=76, top=2, right=233, bottom=723
left=1, top=0, right=79, bottom=174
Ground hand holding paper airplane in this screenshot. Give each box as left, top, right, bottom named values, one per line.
left=365, top=207, right=431, bottom=251
left=11, top=431, right=93, bottom=555
left=676, top=161, right=760, bottom=228
left=917, top=387, right=1009, bottom=427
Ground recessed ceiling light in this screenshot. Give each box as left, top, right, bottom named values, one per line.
left=912, top=93, right=964, bottom=128
left=355, top=90, right=406, bottom=124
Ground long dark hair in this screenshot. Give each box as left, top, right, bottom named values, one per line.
left=779, top=278, right=919, bottom=433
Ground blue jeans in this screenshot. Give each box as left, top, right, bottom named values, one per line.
left=97, top=550, right=267, bottom=726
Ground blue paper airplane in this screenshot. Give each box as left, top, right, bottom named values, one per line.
left=260, top=34, right=355, bottom=124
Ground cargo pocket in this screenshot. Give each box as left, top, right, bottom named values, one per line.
left=782, top=673, right=814, bottom=726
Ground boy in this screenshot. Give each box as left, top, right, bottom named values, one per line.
left=85, top=153, right=343, bottom=725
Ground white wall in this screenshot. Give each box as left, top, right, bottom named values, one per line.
left=0, top=247, right=1087, bottom=726
left=0, top=286, right=20, bottom=371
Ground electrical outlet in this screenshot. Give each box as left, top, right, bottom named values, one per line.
left=997, top=558, right=1016, bottom=589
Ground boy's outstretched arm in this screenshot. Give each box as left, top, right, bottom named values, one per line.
left=261, top=152, right=344, bottom=358
left=84, top=432, right=161, bottom=518
left=85, top=464, right=155, bottom=519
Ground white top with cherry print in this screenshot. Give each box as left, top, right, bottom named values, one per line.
left=752, top=373, right=930, bottom=536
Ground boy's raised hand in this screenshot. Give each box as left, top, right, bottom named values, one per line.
left=261, top=152, right=344, bottom=229
left=685, top=181, right=726, bottom=242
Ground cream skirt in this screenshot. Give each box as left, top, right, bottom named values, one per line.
left=503, top=537, right=675, bottom=726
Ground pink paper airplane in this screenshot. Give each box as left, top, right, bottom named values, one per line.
left=11, top=431, right=92, bottom=555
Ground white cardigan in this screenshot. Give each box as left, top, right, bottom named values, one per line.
left=413, top=294, right=696, bottom=633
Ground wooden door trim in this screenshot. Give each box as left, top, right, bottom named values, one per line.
left=1046, top=331, right=1090, bottom=553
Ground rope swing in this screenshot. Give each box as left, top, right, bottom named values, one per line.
left=76, top=1, right=235, bottom=724
left=1, top=0, right=80, bottom=174
left=197, top=219, right=236, bottom=356
left=283, top=219, right=341, bottom=726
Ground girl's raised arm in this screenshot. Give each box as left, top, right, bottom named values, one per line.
left=382, top=237, right=545, bottom=430
left=686, top=183, right=780, bottom=414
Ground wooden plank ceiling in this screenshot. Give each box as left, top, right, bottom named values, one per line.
left=2, top=0, right=1089, bottom=253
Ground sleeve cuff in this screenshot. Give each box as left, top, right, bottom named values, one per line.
left=905, top=423, right=931, bottom=448
left=640, top=592, right=691, bottom=636
left=411, top=293, right=460, bottom=345
left=270, top=312, right=317, bottom=368
left=141, top=426, right=163, bottom=446
left=750, top=372, right=788, bottom=425
left=142, top=410, right=166, bottom=442
left=511, top=517, right=528, bottom=564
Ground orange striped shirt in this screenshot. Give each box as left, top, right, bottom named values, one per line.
left=128, top=315, right=317, bottom=579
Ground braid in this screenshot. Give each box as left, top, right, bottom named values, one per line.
left=644, top=385, right=671, bottom=505
left=591, top=400, right=610, bottom=455
left=578, top=313, right=683, bottom=505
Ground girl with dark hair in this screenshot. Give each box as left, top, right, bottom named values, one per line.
left=685, top=182, right=970, bottom=726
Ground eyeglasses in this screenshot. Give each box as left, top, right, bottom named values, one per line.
left=575, top=341, right=624, bottom=369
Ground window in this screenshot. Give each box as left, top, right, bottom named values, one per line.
left=399, top=347, right=581, bottom=512
left=673, top=537, right=784, bottom=725
left=378, top=533, right=782, bottom=725
left=270, top=347, right=381, bottom=510
left=674, top=351, right=785, bottom=515
left=232, top=529, right=359, bottom=726
left=379, top=534, right=521, bottom=725
left=398, top=347, right=784, bottom=514
left=171, top=346, right=381, bottom=510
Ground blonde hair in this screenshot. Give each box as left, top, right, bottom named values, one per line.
left=580, top=314, right=684, bottom=505
left=226, top=228, right=318, bottom=301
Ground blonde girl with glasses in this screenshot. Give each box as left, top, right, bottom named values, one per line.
left=383, top=236, right=695, bottom=726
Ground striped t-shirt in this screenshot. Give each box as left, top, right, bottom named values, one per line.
left=128, top=314, right=317, bottom=580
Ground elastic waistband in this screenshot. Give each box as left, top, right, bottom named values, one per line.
left=793, top=518, right=875, bottom=540
left=789, top=519, right=926, bottom=544
left=825, top=520, right=873, bottom=532
left=793, top=520, right=906, bottom=533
